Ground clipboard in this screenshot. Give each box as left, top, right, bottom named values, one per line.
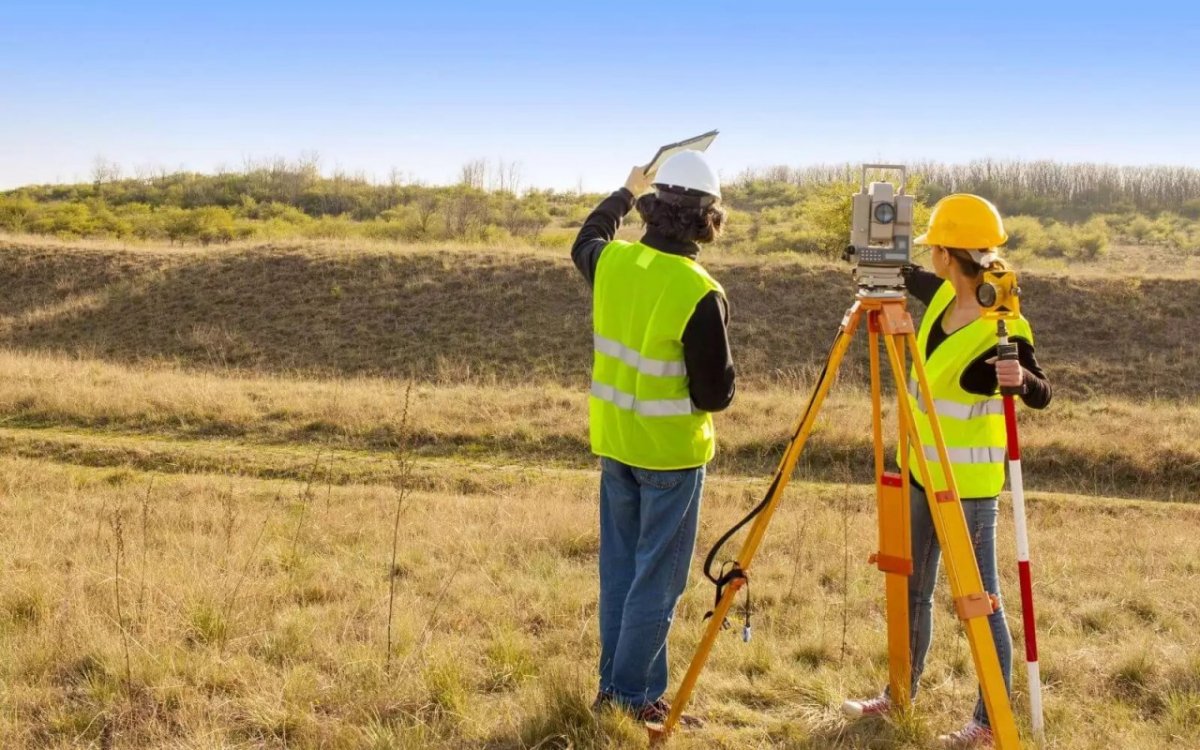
left=643, top=130, right=719, bottom=175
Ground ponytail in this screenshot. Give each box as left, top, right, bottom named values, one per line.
left=945, top=247, right=1008, bottom=280
left=985, top=256, right=1011, bottom=275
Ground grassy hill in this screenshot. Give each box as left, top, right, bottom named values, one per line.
left=0, top=236, right=1197, bottom=504
left=1, top=237, right=1197, bottom=400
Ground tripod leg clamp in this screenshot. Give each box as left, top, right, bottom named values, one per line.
left=955, top=592, right=998, bottom=621
left=868, top=552, right=913, bottom=576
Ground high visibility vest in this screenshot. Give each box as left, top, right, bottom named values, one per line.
left=901, top=281, right=1034, bottom=498
left=589, top=240, right=724, bottom=470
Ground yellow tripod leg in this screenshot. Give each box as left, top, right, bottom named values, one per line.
left=882, top=331, right=1020, bottom=750
left=895, top=339, right=914, bottom=706
left=648, top=304, right=865, bottom=744
left=869, top=321, right=911, bottom=709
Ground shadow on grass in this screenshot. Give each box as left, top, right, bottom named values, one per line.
left=3, top=242, right=1197, bottom=400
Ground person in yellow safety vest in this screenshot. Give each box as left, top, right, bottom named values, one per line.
left=570, top=150, right=735, bottom=727
left=842, top=194, right=1052, bottom=748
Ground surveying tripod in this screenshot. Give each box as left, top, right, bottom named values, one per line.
left=647, top=292, right=1020, bottom=749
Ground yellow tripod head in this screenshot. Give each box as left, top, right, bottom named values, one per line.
left=976, top=270, right=1020, bottom=322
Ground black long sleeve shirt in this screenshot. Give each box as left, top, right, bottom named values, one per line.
left=904, top=265, right=1052, bottom=499
left=904, top=265, right=1052, bottom=409
left=571, top=189, right=736, bottom=412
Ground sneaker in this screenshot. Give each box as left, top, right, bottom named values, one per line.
left=633, top=698, right=705, bottom=729
left=841, top=694, right=891, bottom=719
left=591, top=690, right=614, bottom=713
left=937, top=719, right=993, bottom=747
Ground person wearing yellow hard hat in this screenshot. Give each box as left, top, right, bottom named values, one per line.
left=570, top=150, right=734, bottom=727
left=841, top=194, right=1052, bottom=748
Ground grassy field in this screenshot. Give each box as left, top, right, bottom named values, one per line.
left=0, top=457, right=1196, bottom=749
left=0, top=236, right=1196, bottom=748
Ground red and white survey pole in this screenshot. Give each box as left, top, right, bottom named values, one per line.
left=997, top=320, right=1045, bottom=742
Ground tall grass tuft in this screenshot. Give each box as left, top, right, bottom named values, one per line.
left=386, top=383, right=416, bottom=674
left=109, top=504, right=132, bottom=693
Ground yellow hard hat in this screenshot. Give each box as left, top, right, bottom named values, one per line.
left=915, top=193, right=1007, bottom=248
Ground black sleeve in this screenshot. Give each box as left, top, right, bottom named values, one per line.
left=570, top=188, right=635, bottom=286
left=902, top=264, right=943, bottom=307
left=681, top=291, right=736, bottom=412
left=960, top=338, right=1052, bottom=409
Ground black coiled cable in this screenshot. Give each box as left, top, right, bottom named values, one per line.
left=701, top=326, right=848, bottom=622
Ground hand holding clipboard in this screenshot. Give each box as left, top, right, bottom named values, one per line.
left=642, top=130, right=719, bottom=177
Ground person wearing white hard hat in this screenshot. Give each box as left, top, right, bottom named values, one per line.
left=571, top=150, right=733, bottom=727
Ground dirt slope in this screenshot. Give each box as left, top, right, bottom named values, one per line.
left=0, top=240, right=1194, bottom=400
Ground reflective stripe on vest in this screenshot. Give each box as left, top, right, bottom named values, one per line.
left=908, top=378, right=1006, bottom=420
left=590, top=382, right=693, bottom=417
left=921, top=444, right=1008, bottom=465
left=593, top=333, right=687, bottom=378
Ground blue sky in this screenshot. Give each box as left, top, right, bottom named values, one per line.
left=1, top=1, right=1197, bottom=190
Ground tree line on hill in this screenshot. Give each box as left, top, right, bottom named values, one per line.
left=1, top=157, right=1198, bottom=258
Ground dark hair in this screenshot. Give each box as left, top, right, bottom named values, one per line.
left=944, top=247, right=1010, bottom=279
left=635, top=191, right=726, bottom=244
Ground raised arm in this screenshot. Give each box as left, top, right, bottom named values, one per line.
left=570, top=167, right=655, bottom=286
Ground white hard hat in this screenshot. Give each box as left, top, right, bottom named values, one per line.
left=654, top=150, right=720, bottom=198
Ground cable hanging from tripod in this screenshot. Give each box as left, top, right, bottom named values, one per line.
left=701, top=326, right=848, bottom=627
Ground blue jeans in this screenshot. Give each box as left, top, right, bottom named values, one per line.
left=904, top=483, right=1013, bottom=728
left=597, top=457, right=704, bottom=707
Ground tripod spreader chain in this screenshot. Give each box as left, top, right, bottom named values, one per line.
left=646, top=295, right=1021, bottom=750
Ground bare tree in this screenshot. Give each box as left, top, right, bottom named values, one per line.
left=442, top=186, right=488, bottom=238
left=459, top=159, right=488, bottom=190
left=494, top=159, right=523, bottom=195
left=415, top=193, right=440, bottom=236
left=297, top=151, right=322, bottom=179
left=91, top=156, right=122, bottom=193
left=492, top=159, right=505, bottom=192
left=133, top=163, right=159, bottom=184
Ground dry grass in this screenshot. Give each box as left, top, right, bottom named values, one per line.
left=0, top=236, right=1195, bottom=747
left=0, top=455, right=1193, bottom=748
left=1, top=238, right=1198, bottom=399
left=0, top=349, right=1193, bottom=501
left=4, top=232, right=1198, bottom=279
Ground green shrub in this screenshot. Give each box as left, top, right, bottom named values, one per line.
left=0, top=195, right=36, bottom=232
left=359, top=219, right=410, bottom=242
left=533, top=229, right=574, bottom=250
left=28, top=202, right=97, bottom=237
left=1, top=161, right=1195, bottom=254
left=1070, top=216, right=1110, bottom=260
left=1004, top=215, right=1109, bottom=260
left=1004, top=215, right=1048, bottom=252
left=166, top=206, right=236, bottom=244
left=300, top=215, right=355, bottom=240
left=1127, top=215, right=1154, bottom=244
